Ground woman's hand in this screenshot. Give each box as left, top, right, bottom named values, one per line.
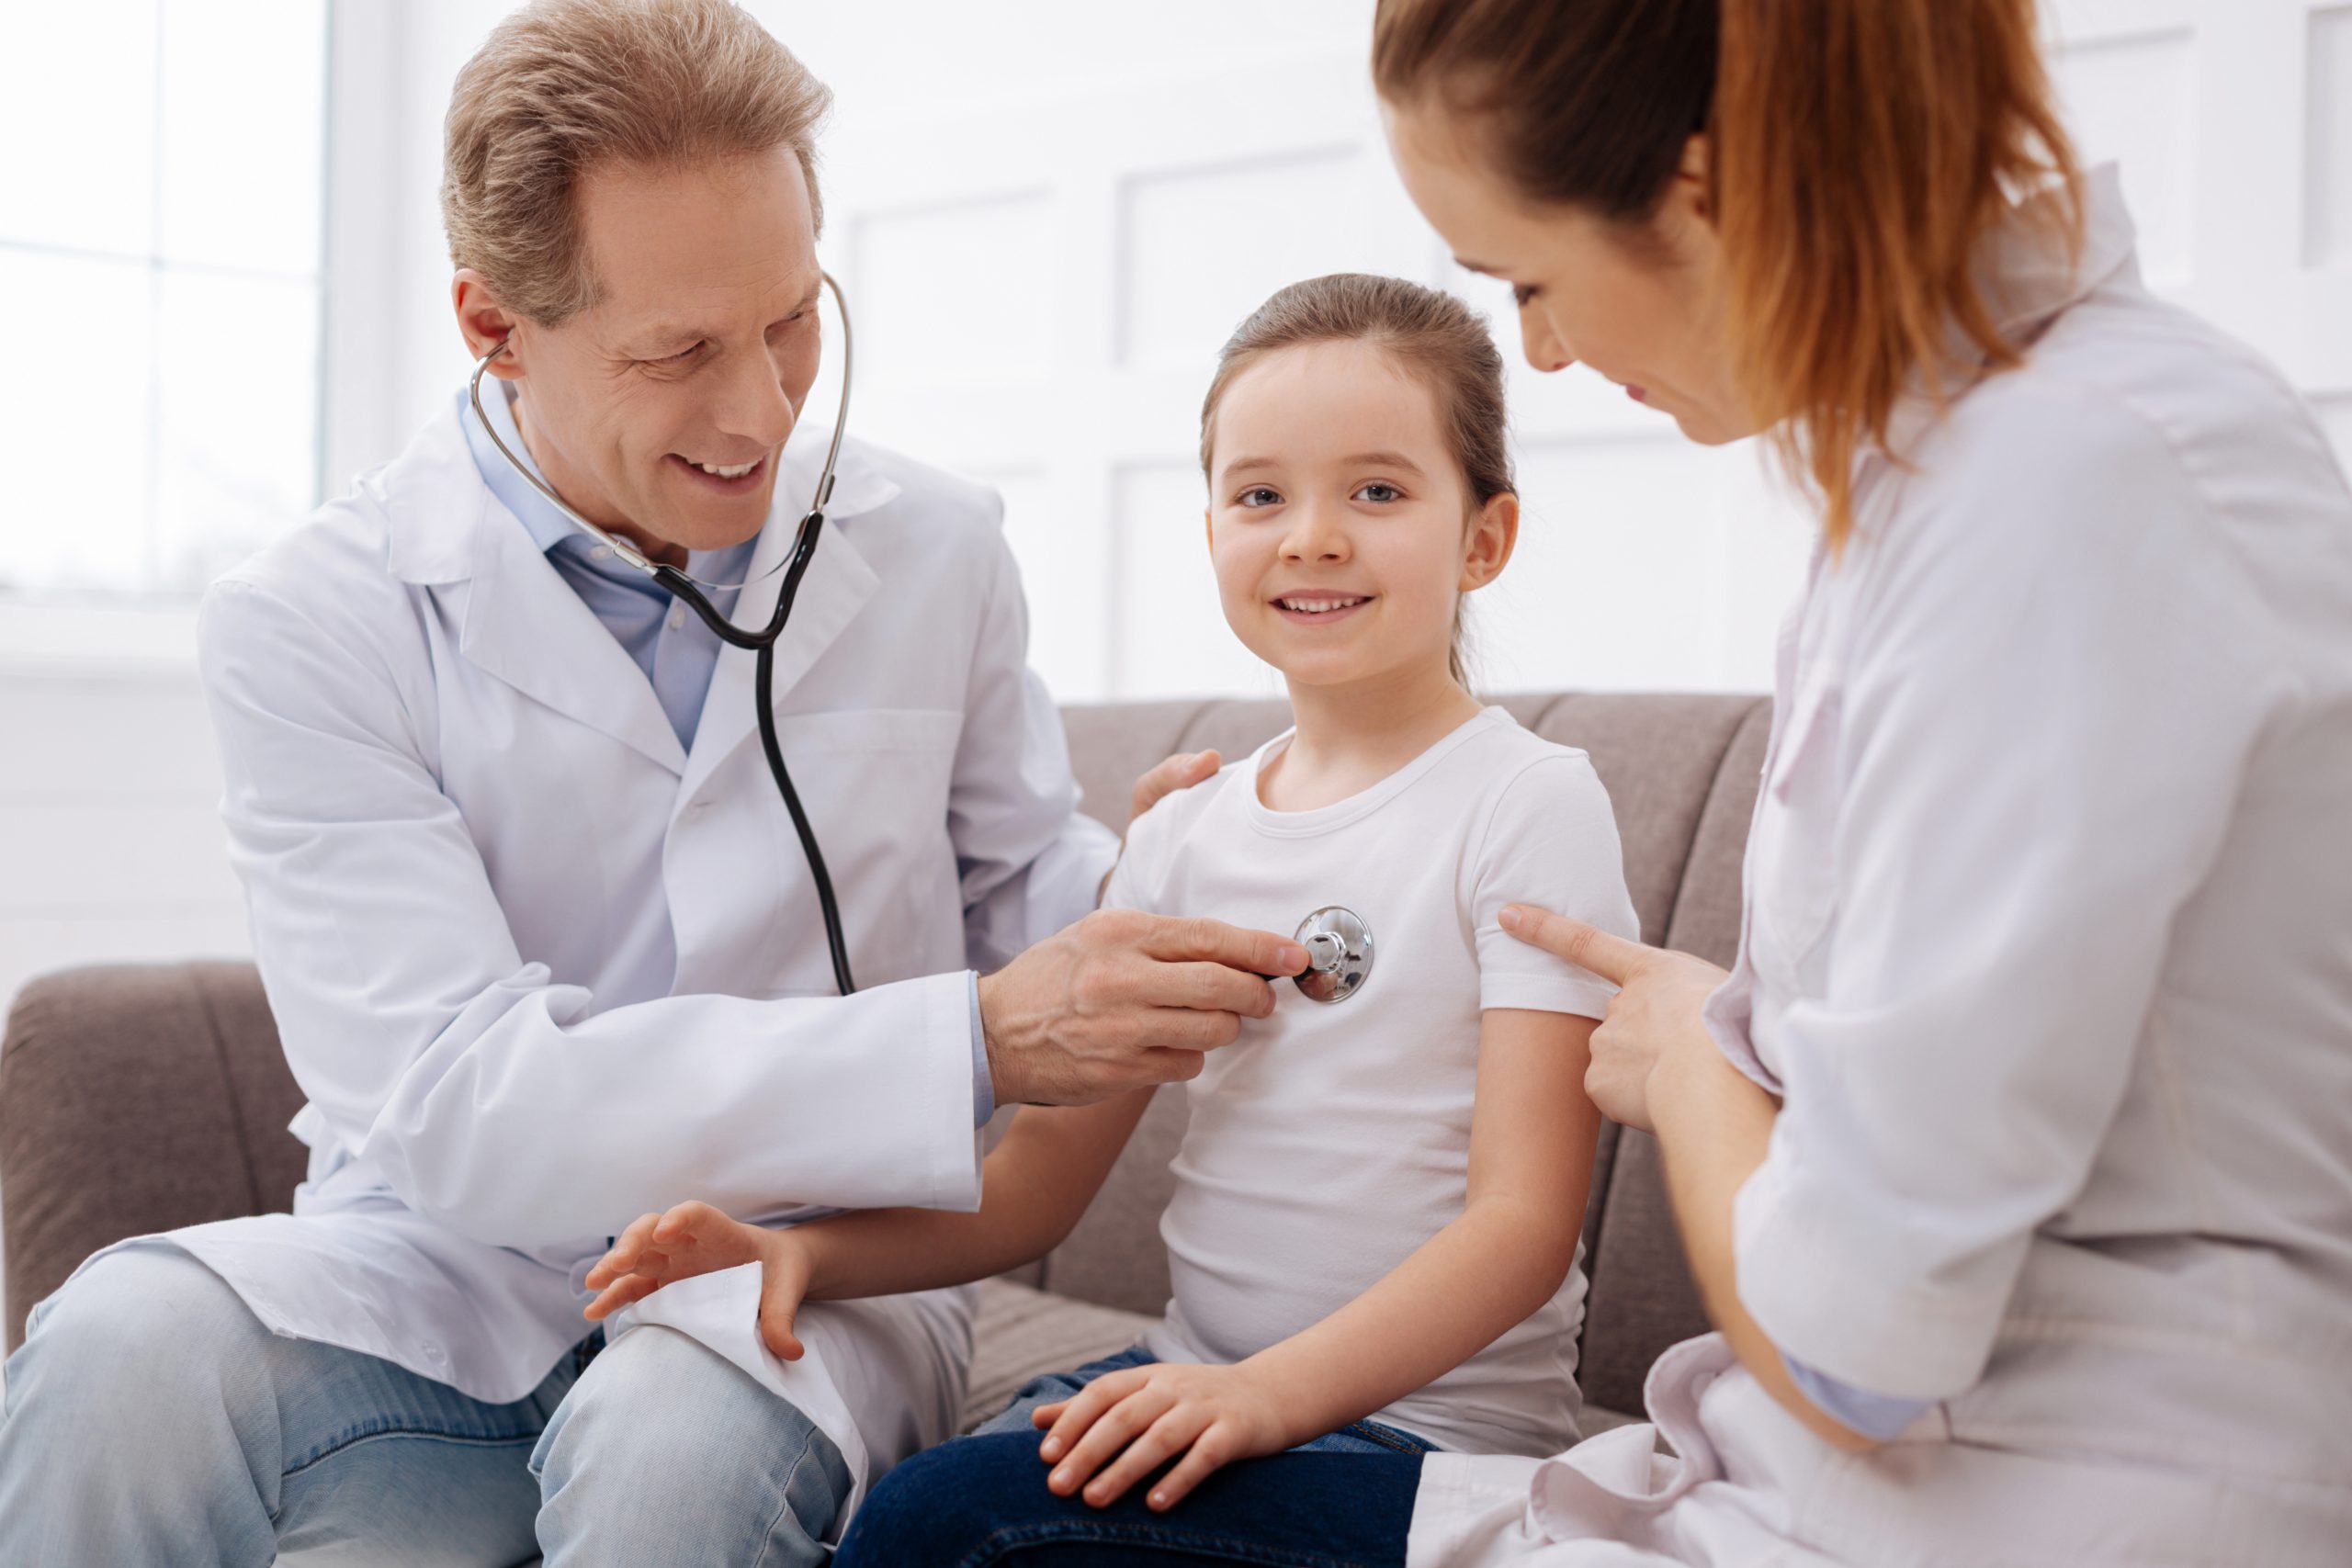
left=1499, top=905, right=1729, bottom=1132
left=581, top=1200, right=816, bottom=1360
left=1031, top=1360, right=1290, bottom=1512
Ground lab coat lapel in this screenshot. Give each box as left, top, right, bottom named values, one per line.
left=384, top=406, right=689, bottom=773
left=679, top=494, right=882, bottom=803
left=458, top=500, right=692, bottom=775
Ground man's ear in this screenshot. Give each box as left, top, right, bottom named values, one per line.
left=1460, top=491, right=1520, bottom=592
left=453, top=269, right=525, bottom=379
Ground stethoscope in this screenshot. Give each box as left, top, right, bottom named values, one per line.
left=470, top=270, right=864, bottom=995
left=469, top=271, right=1379, bottom=1008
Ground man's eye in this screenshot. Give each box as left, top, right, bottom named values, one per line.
left=1354, top=482, right=1403, bottom=503
left=652, top=342, right=702, bottom=366
left=1238, top=486, right=1283, bottom=508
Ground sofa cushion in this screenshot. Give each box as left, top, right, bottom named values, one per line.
left=962, top=1277, right=1159, bottom=1431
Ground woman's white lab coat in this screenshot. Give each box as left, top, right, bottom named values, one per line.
left=1408, top=167, right=2352, bottom=1566
left=58, top=403, right=1115, bottom=1513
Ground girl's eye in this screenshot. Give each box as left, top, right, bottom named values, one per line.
left=1511, top=282, right=1539, bottom=307
left=1238, top=486, right=1283, bottom=508
left=1354, top=481, right=1404, bottom=503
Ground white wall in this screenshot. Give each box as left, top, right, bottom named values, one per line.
left=5, top=0, right=2350, bottom=1028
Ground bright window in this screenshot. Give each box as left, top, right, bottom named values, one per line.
left=0, top=0, right=329, bottom=596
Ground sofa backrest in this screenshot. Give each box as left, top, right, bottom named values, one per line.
left=0, top=691, right=1769, bottom=1416
left=1035, top=693, right=1769, bottom=1415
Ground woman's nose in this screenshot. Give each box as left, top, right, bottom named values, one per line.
left=1521, top=303, right=1575, bottom=375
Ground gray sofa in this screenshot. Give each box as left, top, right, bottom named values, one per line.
left=0, top=691, right=1765, bottom=1436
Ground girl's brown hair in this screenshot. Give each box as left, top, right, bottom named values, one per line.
left=1199, top=274, right=1513, bottom=689
left=1372, top=0, right=2081, bottom=548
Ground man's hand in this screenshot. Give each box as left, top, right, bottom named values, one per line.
left=582, top=1201, right=815, bottom=1360
left=979, top=911, right=1308, bottom=1107
left=1033, top=1360, right=1291, bottom=1512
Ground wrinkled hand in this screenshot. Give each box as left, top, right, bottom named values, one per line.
left=979, top=909, right=1306, bottom=1108
left=582, top=1201, right=813, bottom=1360
left=1500, top=905, right=1729, bottom=1133
left=1032, top=1360, right=1290, bottom=1512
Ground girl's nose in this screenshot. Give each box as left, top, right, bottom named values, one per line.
left=1281, top=502, right=1351, bottom=562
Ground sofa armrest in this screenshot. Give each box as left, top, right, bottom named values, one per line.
left=0, top=962, right=303, bottom=1349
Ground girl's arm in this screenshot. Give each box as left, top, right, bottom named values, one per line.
left=583, top=1089, right=1153, bottom=1356
left=1033, top=1006, right=1600, bottom=1510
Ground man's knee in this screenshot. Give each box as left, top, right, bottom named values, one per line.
left=534, top=1325, right=846, bottom=1504
left=11, top=1246, right=274, bottom=1423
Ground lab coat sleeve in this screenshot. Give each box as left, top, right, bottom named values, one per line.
left=198, top=576, right=983, bottom=1250
left=952, top=522, right=1119, bottom=976
left=1731, top=390, right=2294, bottom=1400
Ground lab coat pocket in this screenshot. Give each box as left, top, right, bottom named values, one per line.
left=762, top=707, right=966, bottom=981
left=1749, top=674, right=1841, bottom=993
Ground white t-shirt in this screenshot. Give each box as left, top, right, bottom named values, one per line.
left=1108, top=705, right=1641, bottom=1457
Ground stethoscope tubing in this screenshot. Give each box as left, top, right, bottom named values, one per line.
left=467, top=271, right=860, bottom=996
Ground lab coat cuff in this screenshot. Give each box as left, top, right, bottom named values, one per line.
left=908, top=970, right=985, bottom=1213
left=968, top=972, right=995, bottom=1127
left=1732, top=1150, right=1995, bottom=1400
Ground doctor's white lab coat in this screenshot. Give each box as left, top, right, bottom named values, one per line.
left=62, top=400, right=1117, bottom=1512
left=1407, top=168, right=2352, bottom=1567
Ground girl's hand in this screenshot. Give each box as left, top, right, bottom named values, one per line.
left=581, top=1200, right=816, bottom=1360
left=1031, top=1360, right=1290, bottom=1512
left=1499, top=905, right=1728, bottom=1133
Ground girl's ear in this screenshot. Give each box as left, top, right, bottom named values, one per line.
left=1202, top=506, right=1215, bottom=556
left=1460, top=491, right=1520, bottom=592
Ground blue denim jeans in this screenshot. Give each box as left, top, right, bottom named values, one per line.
left=837, top=1346, right=1426, bottom=1566
left=0, top=1243, right=850, bottom=1566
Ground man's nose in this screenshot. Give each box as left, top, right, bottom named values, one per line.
left=712, top=344, right=798, bottom=447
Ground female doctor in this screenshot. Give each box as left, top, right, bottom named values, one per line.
left=839, top=0, right=2352, bottom=1563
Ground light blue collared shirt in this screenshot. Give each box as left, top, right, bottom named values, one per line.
left=458, top=386, right=995, bottom=1126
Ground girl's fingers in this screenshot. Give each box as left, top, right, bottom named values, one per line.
left=581, top=1270, right=660, bottom=1322
left=1047, top=1385, right=1177, bottom=1497
left=1037, top=1371, right=1144, bottom=1461
left=582, top=1212, right=664, bottom=1289
left=1081, top=1408, right=1206, bottom=1508
left=1145, top=1424, right=1239, bottom=1512
left=1031, top=1400, right=1067, bottom=1428
left=650, top=1199, right=729, bottom=1249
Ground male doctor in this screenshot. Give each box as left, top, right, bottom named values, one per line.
left=0, top=2, right=1305, bottom=1562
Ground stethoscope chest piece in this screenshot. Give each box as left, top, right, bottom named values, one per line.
left=1293, top=906, right=1374, bottom=1004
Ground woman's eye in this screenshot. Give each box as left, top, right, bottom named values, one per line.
left=1511, top=282, right=1539, bottom=307
left=652, top=342, right=703, bottom=367
left=1354, top=481, right=1404, bottom=503
left=1238, top=486, right=1283, bottom=508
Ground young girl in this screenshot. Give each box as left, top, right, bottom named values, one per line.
left=581, top=274, right=1640, bottom=1525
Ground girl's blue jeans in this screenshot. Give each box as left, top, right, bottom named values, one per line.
left=837, top=1344, right=1426, bottom=1567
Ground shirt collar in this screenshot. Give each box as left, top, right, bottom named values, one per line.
left=458, top=378, right=583, bottom=557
